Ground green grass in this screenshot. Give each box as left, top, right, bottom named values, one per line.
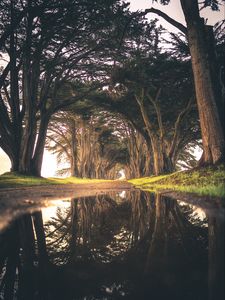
left=0, top=172, right=112, bottom=189
left=1, top=166, right=225, bottom=197
left=129, top=165, right=225, bottom=197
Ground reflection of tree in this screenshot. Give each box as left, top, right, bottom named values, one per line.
left=0, top=192, right=223, bottom=300
left=208, top=212, right=224, bottom=300
left=44, top=195, right=126, bottom=265
left=145, top=193, right=169, bottom=273
left=0, top=211, right=49, bottom=300
left=130, top=191, right=152, bottom=244
left=125, top=193, right=210, bottom=299
left=143, top=194, right=208, bottom=273
left=0, top=223, right=20, bottom=300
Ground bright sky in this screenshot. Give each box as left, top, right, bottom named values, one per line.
left=0, top=1, right=223, bottom=176
left=128, top=0, right=224, bottom=26
left=0, top=148, right=58, bottom=177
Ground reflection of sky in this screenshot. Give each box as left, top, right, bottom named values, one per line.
left=178, top=200, right=207, bottom=222
left=42, top=200, right=71, bottom=222
left=119, top=191, right=126, bottom=198
left=118, top=170, right=126, bottom=179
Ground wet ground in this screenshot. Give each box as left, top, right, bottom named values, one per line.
left=0, top=181, right=133, bottom=231
left=0, top=185, right=224, bottom=300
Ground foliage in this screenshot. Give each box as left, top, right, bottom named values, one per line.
left=0, top=0, right=132, bottom=175
left=111, top=36, right=200, bottom=173
left=153, top=0, right=223, bottom=10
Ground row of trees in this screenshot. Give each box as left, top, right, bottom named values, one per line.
left=0, top=0, right=132, bottom=175
left=45, top=27, right=201, bottom=177
left=46, top=111, right=129, bottom=178
left=0, top=0, right=224, bottom=177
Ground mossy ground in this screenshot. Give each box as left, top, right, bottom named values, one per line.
left=129, top=165, right=225, bottom=197
left=0, top=172, right=112, bottom=189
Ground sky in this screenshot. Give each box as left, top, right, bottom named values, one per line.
left=0, top=148, right=58, bottom=177
left=0, top=1, right=224, bottom=176
left=128, top=0, right=224, bottom=26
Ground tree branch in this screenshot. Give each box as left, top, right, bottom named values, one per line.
left=169, top=97, right=193, bottom=157
left=146, top=88, right=164, bottom=141
left=144, top=8, right=187, bottom=35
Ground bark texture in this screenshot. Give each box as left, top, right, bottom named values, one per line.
left=180, top=0, right=224, bottom=164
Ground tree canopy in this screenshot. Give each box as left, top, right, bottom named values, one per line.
left=0, top=0, right=224, bottom=178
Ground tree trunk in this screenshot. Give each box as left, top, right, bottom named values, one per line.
left=33, top=211, right=48, bottom=265
left=71, top=124, right=79, bottom=177
left=180, top=0, right=225, bottom=164
left=31, top=113, right=51, bottom=177
left=136, top=94, right=173, bottom=175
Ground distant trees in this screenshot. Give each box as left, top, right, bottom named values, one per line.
left=123, top=124, right=151, bottom=178
left=46, top=110, right=129, bottom=179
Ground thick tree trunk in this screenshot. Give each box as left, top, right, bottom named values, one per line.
left=136, top=95, right=174, bottom=175
left=31, top=113, right=51, bottom=177
left=180, top=0, right=225, bottom=164
left=18, top=102, right=37, bottom=174
left=2, top=143, right=20, bottom=173
left=70, top=119, right=79, bottom=177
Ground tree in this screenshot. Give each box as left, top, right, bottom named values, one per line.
left=0, top=0, right=130, bottom=175
left=123, top=123, right=151, bottom=178
left=111, top=34, right=200, bottom=175
left=144, top=0, right=225, bottom=165
left=46, top=110, right=129, bottom=179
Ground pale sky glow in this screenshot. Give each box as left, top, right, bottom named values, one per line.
left=0, top=148, right=58, bottom=177
left=0, top=1, right=223, bottom=176
left=41, top=150, right=59, bottom=177
left=128, top=0, right=224, bottom=26
left=0, top=148, right=10, bottom=175
left=42, top=200, right=71, bottom=222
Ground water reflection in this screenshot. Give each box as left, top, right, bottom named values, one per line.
left=0, top=191, right=224, bottom=300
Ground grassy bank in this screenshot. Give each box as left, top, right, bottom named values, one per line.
left=129, top=165, right=225, bottom=197
left=0, top=172, right=112, bottom=189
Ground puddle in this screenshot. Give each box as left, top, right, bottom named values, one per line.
left=0, top=190, right=224, bottom=299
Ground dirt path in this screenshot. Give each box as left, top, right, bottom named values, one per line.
left=0, top=180, right=133, bottom=200
left=0, top=181, right=134, bottom=232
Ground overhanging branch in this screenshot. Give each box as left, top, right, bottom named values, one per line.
left=144, top=7, right=187, bottom=35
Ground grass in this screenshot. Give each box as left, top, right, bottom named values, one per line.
left=129, top=165, right=225, bottom=197
left=1, top=166, right=225, bottom=197
left=0, top=172, right=112, bottom=189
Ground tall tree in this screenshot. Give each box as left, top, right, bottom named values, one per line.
left=145, top=0, right=225, bottom=165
